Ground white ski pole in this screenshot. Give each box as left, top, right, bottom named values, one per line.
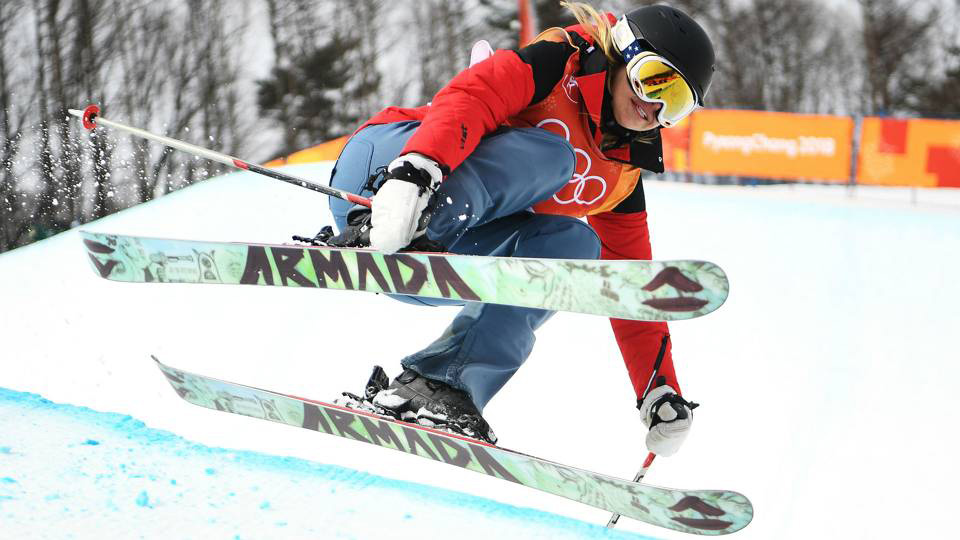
left=67, top=104, right=372, bottom=207
left=606, top=452, right=656, bottom=528
left=606, top=334, right=670, bottom=529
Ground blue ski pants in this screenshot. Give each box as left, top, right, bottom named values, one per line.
left=329, top=121, right=601, bottom=410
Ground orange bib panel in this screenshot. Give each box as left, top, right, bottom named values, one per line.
left=507, top=64, right=641, bottom=218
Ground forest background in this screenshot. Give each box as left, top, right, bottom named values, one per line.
left=1, top=0, right=957, bottom=253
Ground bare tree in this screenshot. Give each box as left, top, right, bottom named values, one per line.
left=42, top=0, right=83, bottom=225
left=814, top=14, right=865, bottom=116
left=413, top=0, right=471, bottom=102
left=0, top=0, right=257, bottom=253
left=899, top=0, right=960, bottom=118
left=130, top=1, right=249, bottom=197
left=115, top=2, right=172, bottom=204
left=860, top=0, right=938, bottom=114
left=263, top=0, right=323, bottom=156
left=0, top=0, right=33, bottom=251
left=338, top=0, right=383, bottom=123
left=663, top=0, right=857, bottom=115
left=31, top=0, right=62, bottom=239
left=74, top=0, right=118, bottom=220
left=711, top=0, right=763, bottom=109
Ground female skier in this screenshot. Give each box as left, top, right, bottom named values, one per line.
left=327, top=2, right=715, bottom=453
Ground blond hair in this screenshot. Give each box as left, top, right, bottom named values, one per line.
left=558, top=2, right=618, bottom=62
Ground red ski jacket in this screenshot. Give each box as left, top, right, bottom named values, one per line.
left=356, top=20, right=679, bottom=400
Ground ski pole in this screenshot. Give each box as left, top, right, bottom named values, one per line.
left=607, top=334, right=670, bottom=529
left=606, top=452, right=656, bottom=528
left=67, top=104, right=371, bottom=207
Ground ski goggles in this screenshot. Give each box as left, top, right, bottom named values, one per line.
left=625, top=52, right=698, bottom=128
left=611, top=15, right=699, bottom=128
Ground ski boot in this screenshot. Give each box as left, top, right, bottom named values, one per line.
left=373, top=368, right=497, bottom=444
left=338, top=366, right=497, bottom=444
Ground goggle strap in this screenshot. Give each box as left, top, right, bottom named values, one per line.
left=611, top=16, right=637, bottom=55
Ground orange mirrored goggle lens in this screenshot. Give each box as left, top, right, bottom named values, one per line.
left=627, top=55, right=697, bottom=127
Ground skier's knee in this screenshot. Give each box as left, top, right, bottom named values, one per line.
left=545, top=138, right=576, bottom=186
left=562, top=219, right=601, bottom=259
left=518, top=216, right=600, bottom=259
left=522, top=129, right=576, bottom=187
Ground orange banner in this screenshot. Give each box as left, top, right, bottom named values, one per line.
left=857, top=117, right=960, bottom=188
left=264, top=136, right=349, bottom=168
left=660, top=115, right=691, bottom=172
left=687, top=109, right=854, bottom=182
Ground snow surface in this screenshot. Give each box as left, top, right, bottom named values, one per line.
left=0, top=388, right=646, bottom=540
left=2, top=163, right=959, bottom=539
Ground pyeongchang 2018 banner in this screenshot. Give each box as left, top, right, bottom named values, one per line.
left=688, top=109, right=854, bottom=183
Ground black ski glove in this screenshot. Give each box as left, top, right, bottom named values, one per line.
left=325, top=208, right=372, bottom=248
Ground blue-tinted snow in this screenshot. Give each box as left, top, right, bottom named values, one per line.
left=0, top=387, right=651, bottom=539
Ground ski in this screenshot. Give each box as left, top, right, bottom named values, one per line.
left=81, top=231, right=728, bottom=322
left=152, top=357, right=753, bottom=535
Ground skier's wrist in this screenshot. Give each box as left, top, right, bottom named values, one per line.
left=386, top=153, right=446, bottom=193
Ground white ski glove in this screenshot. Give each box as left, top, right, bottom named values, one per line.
left=638, top=384, right=698, bottom=457
left=370, top=153, right=444, bottom=253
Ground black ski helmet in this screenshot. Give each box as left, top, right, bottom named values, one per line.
left=616, top=5, right=716, bottom=105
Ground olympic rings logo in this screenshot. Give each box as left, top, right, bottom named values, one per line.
left=536, top=118, right=607, bottom=206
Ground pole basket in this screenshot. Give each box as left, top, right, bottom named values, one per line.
left=81, top=105, right=101, bottom=130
